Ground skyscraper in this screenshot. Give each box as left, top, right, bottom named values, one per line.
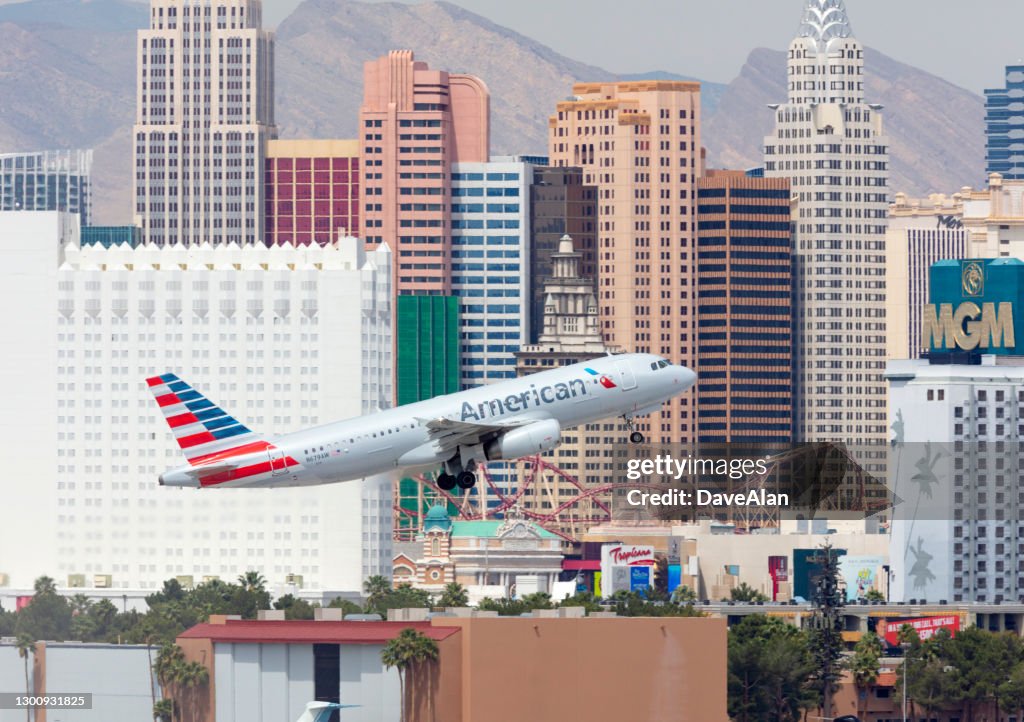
left=764, top=0, right=890, bottom=444
left=264, top=139, right=361, bottom=246
left=985, top=65, right=1024, bottom=180
left=529, top=167, right=598, bottom=344
left=451, top=157, right=536, bottom=388
left=359, top=50, right=490, bottom=296
left=0, top=149, right=93, bottom=226
left=133, top=0, right=276, bottom=246
left=548, top=81, right=702, bottom=445
left=695, top=171, right=793, bottom=445
left=885, top=192, right=968, bottom=360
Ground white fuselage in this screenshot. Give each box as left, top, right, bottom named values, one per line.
left=158, top=353, right=695, bottom=488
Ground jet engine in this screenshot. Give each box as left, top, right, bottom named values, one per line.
left=484, top=418, right=561, bottom=461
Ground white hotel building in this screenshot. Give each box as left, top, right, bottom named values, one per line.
left=0, top=211, right=392, bottom=598
left=887, top=357, right=1024, bottom=604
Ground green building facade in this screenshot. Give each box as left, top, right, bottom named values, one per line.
left=395, top=295, right=461, bottom=539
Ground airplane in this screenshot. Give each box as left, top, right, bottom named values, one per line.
left=150, top=352, right=696, bottom=491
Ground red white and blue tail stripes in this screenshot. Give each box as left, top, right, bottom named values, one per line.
left=146, top=373, right=261, bottom=462
left=147, top=373, right=300, bottom=487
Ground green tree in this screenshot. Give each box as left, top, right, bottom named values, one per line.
left=365, top=584, right=433, bottom=616
left=476, top=597, right=530, bottom=616
left=327, top=597, right=364, bottom=616
left=847, top=631, right=883, bottom=720
left=363, top=575, right=392, bottom=608
left=671, top=585, right=698, bottom=604
left=15, top=634, right=35, bottom=722
left=556, top=591, right=603, bottom=614
left=153, top=697, right=174, bottom=722
left=154, top=643, right=186, bottom=722
left=16, top=576, right=72, bottom=641
left=864, top=589, right=885, bottom=602
left=381, top=628, right=439, bottom=722
left=651, top=556, right=670, bottom=601
left=33, top=576, right=57, bottom=595
left=177, top=660, right=209, bottom=722
left=436, top=582, right=469, bottom=608
left=807, top=543, right=845, bottom=717
left=520, top=592, right=553, bottom=610
left=237, top=571, right=267, bottom=593
left=273, top=594, right=315, bottom=620
left=730, top=582, right=768, bottom=603
left=727, top=615, right=815, bottom=722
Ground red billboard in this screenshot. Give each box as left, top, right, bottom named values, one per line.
left=883, top=615, right=960, bottom=646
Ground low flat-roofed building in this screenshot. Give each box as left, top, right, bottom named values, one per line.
left=177, top=612, right=729, bottom=722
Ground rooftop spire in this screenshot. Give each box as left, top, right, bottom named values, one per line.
left=797, top=0, right=853, bottom=47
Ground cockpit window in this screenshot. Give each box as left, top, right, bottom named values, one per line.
left=658, top=360, right=670, bottom=368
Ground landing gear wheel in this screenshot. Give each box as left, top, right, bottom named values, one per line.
left=456, top=471, right=477, bottom=489
left=437, top=472, right=456, bottom=491
left=629, top=430, right=645, bottom=444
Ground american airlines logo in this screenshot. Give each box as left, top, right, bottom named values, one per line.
left=460, top=374, right=599, bottom=422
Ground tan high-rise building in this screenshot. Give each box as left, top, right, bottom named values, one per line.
left=547, top=81, right=701, bottom=444
left=359, top=50, right=489, bottom=296
left=133, top=0, right=276, bottom=246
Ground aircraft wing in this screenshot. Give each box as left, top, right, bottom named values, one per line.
left=417, top=416, right=535, bottom=451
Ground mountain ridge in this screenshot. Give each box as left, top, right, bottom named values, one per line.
left=0, top=0, right=987, bottom=222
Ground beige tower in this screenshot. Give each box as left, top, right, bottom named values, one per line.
left=547, top=81, right=701, bottom=445
left=764, top=0, right=890, bottom=447
left=133, top=0, right=276, bottom=246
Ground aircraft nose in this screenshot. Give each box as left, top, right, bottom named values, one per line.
left=677, top=366, right=697, bottom=388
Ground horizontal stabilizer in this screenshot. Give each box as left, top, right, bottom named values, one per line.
left=184, top=461, right=241, bottom=479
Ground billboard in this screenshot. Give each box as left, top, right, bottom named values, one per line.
left=883, top=615, right=961, bottom=646
left=838, top=555, right=886, bottom=601
left=793, top=548, right=847, bottom=601
left=768, top=555, right=788, bottom=601
left=600, top=544, right=655, bottom=596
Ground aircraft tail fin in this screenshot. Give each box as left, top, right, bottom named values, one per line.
left=146, top=373, right=268, bottom=463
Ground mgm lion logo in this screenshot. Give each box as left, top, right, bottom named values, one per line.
left=962, top=261, right=984, bottom=297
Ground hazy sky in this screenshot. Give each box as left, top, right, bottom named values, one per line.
left=243, top=0, right=1023, bottom=94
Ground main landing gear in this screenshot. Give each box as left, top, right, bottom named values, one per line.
left=624, top=415, right=645, bottom=445
left=436, top=469, right=477, bottom=491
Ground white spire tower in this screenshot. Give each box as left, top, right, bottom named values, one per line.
left=789, top=0, right=863, bottom=105
left=764, top=0, right=890, bottom=450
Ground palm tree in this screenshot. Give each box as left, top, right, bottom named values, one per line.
left=154, top=643, right=186, bottom=722
left=364, top=575, right=392, bottom=607
left=33, top=576, right=57, bottom=595
left=15, top=634, right=35, bottom=722
left=237, top=571, right=266, bottom=593
left=177, top=660, right=209, bottom=722
left=381, top=628, right=439, bottom=722
left=436, top=582, right=468, bottom=608
left=848, top=631, right=883, bottom=720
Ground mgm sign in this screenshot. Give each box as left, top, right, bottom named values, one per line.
left=925, top=259, right=1023, bottom=354
left=924, top=301, right=1015, bottom=351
